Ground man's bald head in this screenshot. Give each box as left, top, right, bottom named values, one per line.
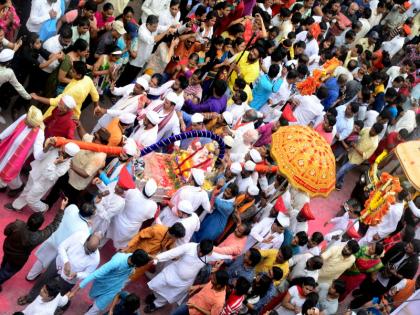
left=349, top=2, right=359, bottom=14
left=85, top=233, right=101, bottom=254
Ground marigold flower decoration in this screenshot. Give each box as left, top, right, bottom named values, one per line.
left=360, top=172, right=402, bottom=226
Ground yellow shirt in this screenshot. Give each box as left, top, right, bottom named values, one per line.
left=318, top=244, right=356, bottom=285
left=45, top=76, right=100, bottom=119
left=255, top=249, right=289, bottom=283
left=229, top=51, right=260, bottom=89
left=348, top=128, right=379, bottom=165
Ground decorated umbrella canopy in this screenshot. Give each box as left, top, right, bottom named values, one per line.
left=270, top=125, right=336, bottom=197
left=395, top=140, right=420, bottom=191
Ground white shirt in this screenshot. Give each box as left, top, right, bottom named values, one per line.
left=333, top=66, right=354, bottom=81
left=29, top=148, right=71, bottom=184
left=295, top=31, right=319, bottom=61
left=246, top=217, right=284, bottom=250
left=293, top=95, right=324, bottom=126
left=40, top=35, right=64, bottom=73
left=408, top=200, right=420, bottom=218
left=258, top=3, right=272, bottom=16
left=171, top=185, right=211, bottom=213
left=335, top=105, right=354, bottom=141
left=23, top=294, right=68, bottom=315
left=234, top=174, right=254, bottom=193
left=26, top=0, right=62, bottom=33
left=386, top=66, right=407, bottom=88
left=353, top=18, right=371, bottom=45
left=108, top=189, right=157, bottom=249
left=140, top=99, right=181, bottom=142
left=56, top=231, right=100, bottom=284
left=130, top=124, right=159, bottom=148
left=130, top=24, right=157, bottom=68
left=301, top=244, right=321, bottom=256
left=158, top=9, right=181, bottom=32
left=227, top=102, right=250, bottom=125
left=382, top=35, right=406, bottom=59
left=0, top=66, right=31, bottom=99
left=289, top=252, right=320, bottom=281
left=148, top=242, right=230, bottom=304
left=269, top=79, right=291, bottom=105
left=141, top=0, right=171, bottom=22
left=177, top=213, right=201, bottom=245
left=364, top=110, right=379, bottom=128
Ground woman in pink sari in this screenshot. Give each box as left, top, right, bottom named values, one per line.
left=338, top=243, right=384, bottom=301
left=0, top=0, right=20, bottom=41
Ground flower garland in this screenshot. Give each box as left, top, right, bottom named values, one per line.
left=360, top=172, right=402, bottom=226
left=296, top=57, right=341, bottom=95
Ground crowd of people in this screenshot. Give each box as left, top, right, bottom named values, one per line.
left=0, top=0, right=419, bottom=314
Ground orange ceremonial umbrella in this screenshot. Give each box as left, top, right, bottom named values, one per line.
left=270, top=125, right=336, bottom=197
left=395, top=140, right=420, bottom=190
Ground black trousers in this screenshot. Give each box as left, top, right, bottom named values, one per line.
left=0, top=256, right=25, bottom=286
left=43, top=173, right=81, bottom=208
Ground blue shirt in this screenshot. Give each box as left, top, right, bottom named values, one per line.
left=80, top=253, right=134, bottom=310
left=250, top=74, right=283, bottom=110
left=226, top=255, right=256, bottom=285
left=321, top=77, right=340, bottom=110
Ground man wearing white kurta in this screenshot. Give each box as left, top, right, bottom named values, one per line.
left=93, top=77, right=150, bottom=133
left=0, top=107, right=45, bottom=191
left=245, top=212, right=290, bottom=250
left=92, top=167, right=136, bottom=237
left=20, top=231, right=101, bottom=304
left=26, top=0, right=62, bottom=33
left=107, top=179, right=158, bottom=249
left=235, top=160, right=256, bottom=193
left=130, top=110, right=160, bottom=148
left=282, top=185, right=311, bottom=214
left=292, top=94, right=325, bottom=126
left=9, top=142, right=80, bottom=213
left=145, top=241, right=231, bottom=312
left=359, top=191, right=408, bottom=246
left=26, top=203, right=96, bottom=280
left=159, top=200, right=200, bottom=245
left=159, top=168, right=211, bottom=222
left=146, top=92, right=183, bottom=142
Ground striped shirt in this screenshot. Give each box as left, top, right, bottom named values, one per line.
left=220, top=292, right=245, bottom=315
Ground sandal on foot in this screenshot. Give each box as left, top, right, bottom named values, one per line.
left=17, top=295, right=30, bottom=305
left=4, top=203, right=22, bottom=212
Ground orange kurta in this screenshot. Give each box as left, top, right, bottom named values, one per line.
left=125, top=224, right=175, bottom=280
left=105, top=118, right=123, bottom=147
left=188, top=282, right=226, bottom=315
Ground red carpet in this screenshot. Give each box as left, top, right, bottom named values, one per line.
left=0, top=172, right=358, bottom=314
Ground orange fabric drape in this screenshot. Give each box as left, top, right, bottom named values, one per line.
left=53, top=137, right=123, bottom=155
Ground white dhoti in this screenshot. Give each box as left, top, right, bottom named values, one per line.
left=0, top=176, right=22, bottom=190
left=12, top=175, right=49, bottom=212
left=27, top=241, right=58, bottom=280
